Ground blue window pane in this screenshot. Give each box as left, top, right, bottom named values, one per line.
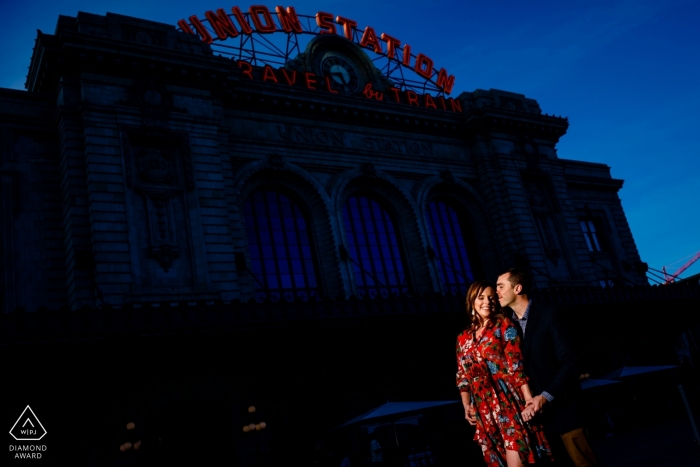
left=275, top=245, right=287, bottom=258
left=343, top=195, right=407, bottom=297
left=307, top=274, right=317, bottom=288
left=262, top=246, right=275, bottom=260
left=246, top=229, right=258, bottom=246
left=281, top=202, right=293, bottom=217
left=426, top=200, right=476, bottom=293
left=244, top=190, right=319, bottom=301
left=280, top=275, right=292, bottom=288
left=278, top=261, right=290, bottom=274
left=279, top=216, right=291, bottom=230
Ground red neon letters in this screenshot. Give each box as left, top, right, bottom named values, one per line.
left=232, top=6, right=253, bottom=34
left=380, top=33, right=400, bottom=59
left=315, top=11, right=336, bottom=34
left=189, top=15, right=213, bottom=44
left=335, top=16, right=357, bottom=40
left=436, top=68, right=455, bottom=95
left=235, top=60, right=461, bottom=112
left=249, top=5, right=277, bottom=32
left=414, top=54, right=433, bottom=80
left=205, top=8, right=239, bottom=40
left=275, top=6, right=302, bottom=33
left=359, top=26, right=382, bottom=54
left=179, top=5, right=456, bottom=94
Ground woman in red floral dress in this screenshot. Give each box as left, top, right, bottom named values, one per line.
left=456, top=280, right=553, bottom=467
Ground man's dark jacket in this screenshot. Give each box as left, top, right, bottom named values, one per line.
left=515, top=299, right=583, bottom=434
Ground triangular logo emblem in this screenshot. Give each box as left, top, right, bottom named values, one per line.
left=9, top=406, right=47, bottom=441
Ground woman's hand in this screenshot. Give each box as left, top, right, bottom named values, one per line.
left=465, top=405, right=477, bottom=425
left=522, top=395, right=546, bottom=421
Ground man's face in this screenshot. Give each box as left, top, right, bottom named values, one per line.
left=496, top=273, right=516, bottom=308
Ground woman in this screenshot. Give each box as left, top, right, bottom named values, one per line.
left=456, top=280, right=552, bottom=467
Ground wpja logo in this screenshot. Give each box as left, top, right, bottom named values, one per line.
left=8, top=406, right=47, bottom=459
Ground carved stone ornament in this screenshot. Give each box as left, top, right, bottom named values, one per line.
left=138, top=149, right=174, bottom=184
left=143, top=89, right=163, bottom=107
left=361, top=163, right=377, bottom=177
left=515, top=136, right=539, bottom=156
left=266, top=154, right=285, bottom=169
left=149, top=244, right=180, bottom=272
left=123, top=130, right=194, bottom=273
left=439, top=170, right=455, bottom=183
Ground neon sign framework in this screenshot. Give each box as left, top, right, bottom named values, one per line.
left=177, top=5, right=456, bottom=96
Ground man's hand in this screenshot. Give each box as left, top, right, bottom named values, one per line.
left=521, top=395, right=547, bottom=422
left=465, top=405, right=477, bottom=425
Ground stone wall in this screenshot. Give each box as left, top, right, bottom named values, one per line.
left=0, top=11, right=647, bottom=314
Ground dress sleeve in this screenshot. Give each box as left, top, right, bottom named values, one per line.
left=500, top=317, right=528, bottom=388
left=456, top=333, right=470, bottom=393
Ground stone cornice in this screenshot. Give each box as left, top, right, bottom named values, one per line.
left=565, top=174, right=624, bottom=191
left=219, top=79, right=465, bottom=137
left=463, top=108, right=569, bottom=142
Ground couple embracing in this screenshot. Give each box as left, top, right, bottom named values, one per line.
left=456, top=267, right=599, bottom=467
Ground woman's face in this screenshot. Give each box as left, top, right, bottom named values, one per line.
left=473, top=286, right=497, bottom=321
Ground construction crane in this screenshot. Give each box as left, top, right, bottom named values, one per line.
left=662, top=251, right=700, bottom=284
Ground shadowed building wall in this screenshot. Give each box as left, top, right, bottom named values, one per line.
left=0, top=10, right=669, bottom=466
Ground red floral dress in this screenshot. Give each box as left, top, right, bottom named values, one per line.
left=456, top=317, right=553, bottom=466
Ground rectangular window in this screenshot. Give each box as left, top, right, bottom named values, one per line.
left=580, top=219, right=602, bottom=252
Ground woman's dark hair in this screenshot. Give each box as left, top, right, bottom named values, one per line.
left=465, top=280, right=503, bottom=331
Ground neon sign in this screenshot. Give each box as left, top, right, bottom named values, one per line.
left=177, top=5, right=456, bottom=95
left=234, top=61, right=463, bottom=112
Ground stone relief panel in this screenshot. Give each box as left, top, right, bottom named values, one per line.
left=521, top=169, right=571, bottom=278
left=123, top=130, right=195, bottom=283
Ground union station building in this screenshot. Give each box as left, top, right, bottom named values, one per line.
left=1, top=8, right=695, bottom=466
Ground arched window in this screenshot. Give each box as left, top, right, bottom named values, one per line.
left=343, top=194, right=408, bottom=298
left=426, top=199, right=478, bottom=294
left=244, top=190, right=318, bottom=302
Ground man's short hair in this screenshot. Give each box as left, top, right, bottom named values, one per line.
left=499, top=267, right=532, bottom=295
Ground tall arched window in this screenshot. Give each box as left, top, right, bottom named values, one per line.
left=426, top=199, right=478, bottom=295
left=343, top=194, right=408, bottom=298
left=244, top=190, right=318, bottom=302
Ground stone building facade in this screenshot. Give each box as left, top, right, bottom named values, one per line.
left=0, top=10, right=664, bottom=466
left=0, top=11, right=647, bottom=316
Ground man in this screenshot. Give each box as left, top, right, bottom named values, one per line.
left=496, top=267, right=599, bottom=467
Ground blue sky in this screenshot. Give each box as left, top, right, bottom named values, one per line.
left=2, top=0, right=699, bottom=282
